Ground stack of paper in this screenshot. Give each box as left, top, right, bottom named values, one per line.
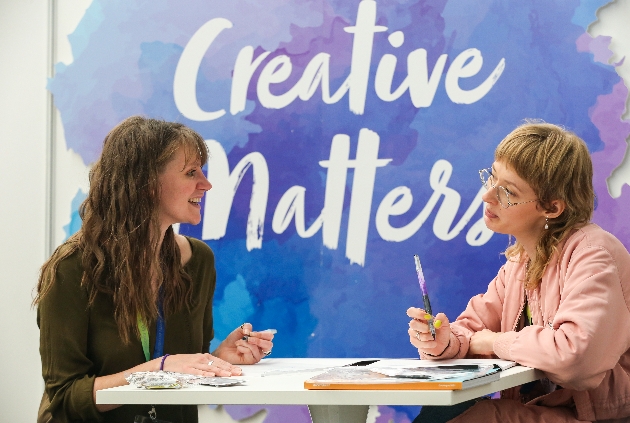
left=304, top=359, right=516, bottom=390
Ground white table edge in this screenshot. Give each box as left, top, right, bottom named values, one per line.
left=97, top=366, right=544, bottom=407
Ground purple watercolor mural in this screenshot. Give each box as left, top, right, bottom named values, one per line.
left=50, top=1, right=627, bottom=421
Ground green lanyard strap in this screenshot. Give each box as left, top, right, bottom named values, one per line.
left=137, top=292, right=166, bottom=363
left=137, top=314, right=151, bottom=362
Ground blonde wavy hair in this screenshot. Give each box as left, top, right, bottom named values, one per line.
left=34, top=116, right=209, bottom=343
left=496, top=122, right=594, bottom=289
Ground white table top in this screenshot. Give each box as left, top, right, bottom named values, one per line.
left=97, top=358, right=543, bottom=407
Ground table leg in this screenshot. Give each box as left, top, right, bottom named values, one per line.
left=307, top=405, right=369, bottom=423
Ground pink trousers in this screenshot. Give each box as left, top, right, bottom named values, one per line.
left=447, top=399, right=630, bottom=423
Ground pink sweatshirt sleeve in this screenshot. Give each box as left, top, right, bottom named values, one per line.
left=493, top=243, right=630, bottom=390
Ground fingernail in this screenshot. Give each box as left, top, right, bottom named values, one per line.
left=434, top=320, right=442, bottom=328
left=424, top=314, right=432, bottom=320
left=241, top=324, right=250, bottom=336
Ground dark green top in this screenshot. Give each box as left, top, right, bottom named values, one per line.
left=38, top=237, right=216, bottom=423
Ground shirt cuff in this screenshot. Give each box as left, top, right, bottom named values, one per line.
left=493, top=331, right=519, bottom=360
left=49, top=374, right=103, bottom=422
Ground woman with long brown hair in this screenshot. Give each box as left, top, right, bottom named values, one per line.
left=408, top=122, right=630, bottom=422
left=35, top=116, right=274, bottom=423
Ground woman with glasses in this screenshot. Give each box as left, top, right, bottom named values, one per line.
left=34, top=117, right=274, bottom=423
left=408, top=122, right=630, bottom=423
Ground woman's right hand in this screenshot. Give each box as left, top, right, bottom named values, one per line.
left=161, top=353, right=242, bottom=377
left=407, top=307, right=451, bottom=358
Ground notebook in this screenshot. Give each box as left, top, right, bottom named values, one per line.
left=304, top=359, right=514, bottom=390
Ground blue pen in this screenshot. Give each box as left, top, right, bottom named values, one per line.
left=414, top=255, right=436, bottom=339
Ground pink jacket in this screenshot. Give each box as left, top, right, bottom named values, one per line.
left=426, top=224, right=630, bottom=421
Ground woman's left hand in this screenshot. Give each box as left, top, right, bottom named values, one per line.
left=213, top=323, right=275, bottom=365
left=469, top=329, right=500, bottom=355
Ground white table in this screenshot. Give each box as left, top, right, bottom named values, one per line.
left=96, top=358, right=543, bottom=423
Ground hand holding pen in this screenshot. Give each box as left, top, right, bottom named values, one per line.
left=407, top=307, right=451, bottom=358
left=241, top=325, right=277, bottom=356
left=408, top=255, right=451, bottom=358
left=212, top=323, right=276, bottom=365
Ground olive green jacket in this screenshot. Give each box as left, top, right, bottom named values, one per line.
left=38, top=237, right=216, bottom=423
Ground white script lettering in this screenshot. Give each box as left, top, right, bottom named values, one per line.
left=202, top=140, right=269, bottom=251
left=174, top=0, right=505, bottom=120
left=375, top=160, right=493, bottom=243
left=203, top=129, right=492, bottom=265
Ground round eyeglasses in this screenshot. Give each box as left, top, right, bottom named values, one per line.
left=479, top=168, right=539, bottom=209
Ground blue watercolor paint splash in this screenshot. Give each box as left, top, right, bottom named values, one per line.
left=63, top=189, right=87, bottom=240
left=49, top=1, right=625, bottom=421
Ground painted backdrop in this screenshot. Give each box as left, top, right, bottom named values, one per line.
left=49, top=0, right=630, bottom=422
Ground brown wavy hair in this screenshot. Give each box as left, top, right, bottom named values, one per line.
left=496, top=121, right=594, bottom=289
left=34, top=116, right=209, bottom=343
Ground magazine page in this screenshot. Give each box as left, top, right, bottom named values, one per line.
left=366, top=358, right=517, bottom=371
left=368, top=364, right=499, bottom=381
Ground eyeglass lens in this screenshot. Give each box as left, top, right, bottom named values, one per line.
left=481, top=169, right=510, bottom=208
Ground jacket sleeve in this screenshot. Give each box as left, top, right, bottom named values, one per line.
left=493, top=244, right=630, bottom=390
left=423, top=264, right=510, bottom=360
left=38, top=254, right=103, bottom=422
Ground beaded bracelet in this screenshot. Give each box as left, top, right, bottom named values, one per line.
left=160, top=354, right=170, bottom=371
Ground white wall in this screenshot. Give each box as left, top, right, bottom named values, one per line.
left=0, top=0, right=49, bottom=421
left=590, top=0, right=630, bottom=197
left=0, top=1, right=628, bottom=422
